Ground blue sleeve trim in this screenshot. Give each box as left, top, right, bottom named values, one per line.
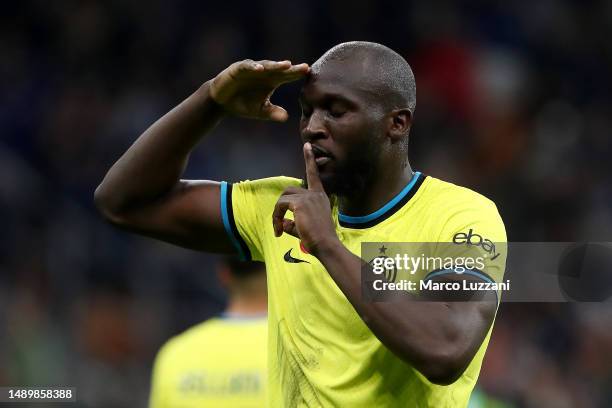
left=424, top=268, right=495, bottom=284
left=220, top=181, right=250, bottom=261
left=424, top=268, right=499, bottom=302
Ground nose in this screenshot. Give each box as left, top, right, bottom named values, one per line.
left=301, top=110, right=329, bottom=143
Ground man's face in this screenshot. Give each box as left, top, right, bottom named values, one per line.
left=298, top=64, right=385, bottom=196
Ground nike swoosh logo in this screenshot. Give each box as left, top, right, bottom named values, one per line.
left=284, top=249, right=310, bottom=264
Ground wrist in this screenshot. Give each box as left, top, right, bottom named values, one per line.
left=196, top=80, right=228, bottom=120
left=311, top=235, right=344, bottom=260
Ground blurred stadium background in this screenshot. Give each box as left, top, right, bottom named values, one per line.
left=2, top=0, right=612, bottom=407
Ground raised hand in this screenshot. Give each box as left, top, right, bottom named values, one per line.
left=209, top=59, right=309, bottom=122
left=272, top=143, right=339, bottom=255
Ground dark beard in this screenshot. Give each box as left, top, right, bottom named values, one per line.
left=303, top=138, right=381, bottom=200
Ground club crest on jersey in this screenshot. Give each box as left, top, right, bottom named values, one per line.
left=367, top=245, right=398, bottom=283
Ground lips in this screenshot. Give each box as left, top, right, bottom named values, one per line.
left=311, top=144, right=332, bottom=158
left=310, top=144, right=333, bottom=167
left=315, top=156, right=331, bottom=166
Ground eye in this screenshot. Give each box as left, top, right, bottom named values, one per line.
left=328, top=102, right=347, bottom=118
left=329, top=108, right=346, bottom=118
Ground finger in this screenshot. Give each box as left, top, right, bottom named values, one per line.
left=281, top=186, right=306, bottom=195
left=272, top=64, right=310, bottom=83
left=257, top=62, right=308, bottom=81
left=272, top=197, right=295, bottom=237
left=257, top=60, right=292, bottom=71
left=284, top=63, right=310, bottom=74
left=261, top=101, right=288, bottom=122
left=282, top=219, right=299, bottom=239
left=272, top=200, right=289, bottom=237
left=304, top=142, right=324, bottom=191
left=235, top=59, right=264, bottom=73
left=258, top=61, right=309, bottom=77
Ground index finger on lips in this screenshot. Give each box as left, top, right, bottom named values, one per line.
left=303, top=142, right=324, bottom=192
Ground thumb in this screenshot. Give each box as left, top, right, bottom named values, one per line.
left=261, top=101, right=288, bottom=122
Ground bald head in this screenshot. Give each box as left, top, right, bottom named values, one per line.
left=311, top=41, right=416, bottom=114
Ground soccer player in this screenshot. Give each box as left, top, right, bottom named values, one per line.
left=95, top=41, right=506, bottom=407
left=149, top=259, right=267, bottom=408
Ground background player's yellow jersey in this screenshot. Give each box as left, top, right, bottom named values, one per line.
left=221, top=172, right=507, bottom=407
left=149, top=315, right=267, bottom=408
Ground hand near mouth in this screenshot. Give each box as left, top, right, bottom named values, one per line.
left=272, top=142, right=339, bottom=255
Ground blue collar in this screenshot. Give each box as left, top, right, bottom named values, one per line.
left=338, top=171, right=424, bottom=229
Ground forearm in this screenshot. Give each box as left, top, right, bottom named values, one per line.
left=95, top=81, right=225, bottom=213
left=314, top=240, right=469, bottom=383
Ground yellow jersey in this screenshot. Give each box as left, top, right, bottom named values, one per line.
left=149, top=315, right=268, bottom=408
left=221, top=172, right=506, bottom=407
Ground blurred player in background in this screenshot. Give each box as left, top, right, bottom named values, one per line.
left=149, top=259, right=267, bottom=408
left=468, top=387, right=515, bottom=408
left=95, top=41, right=506, bottom=406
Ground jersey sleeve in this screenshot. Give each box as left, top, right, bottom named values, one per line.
left=220, top=177, right=302, bottom=262
left=427, top=194, right=507, bottom=286
left=148, top=343, right=171, bottom=408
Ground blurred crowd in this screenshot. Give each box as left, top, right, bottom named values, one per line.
left=1, top=0, right=611, bottom=407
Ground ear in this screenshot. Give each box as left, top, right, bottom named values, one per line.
left=387, top=109, right=412, bottom=143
